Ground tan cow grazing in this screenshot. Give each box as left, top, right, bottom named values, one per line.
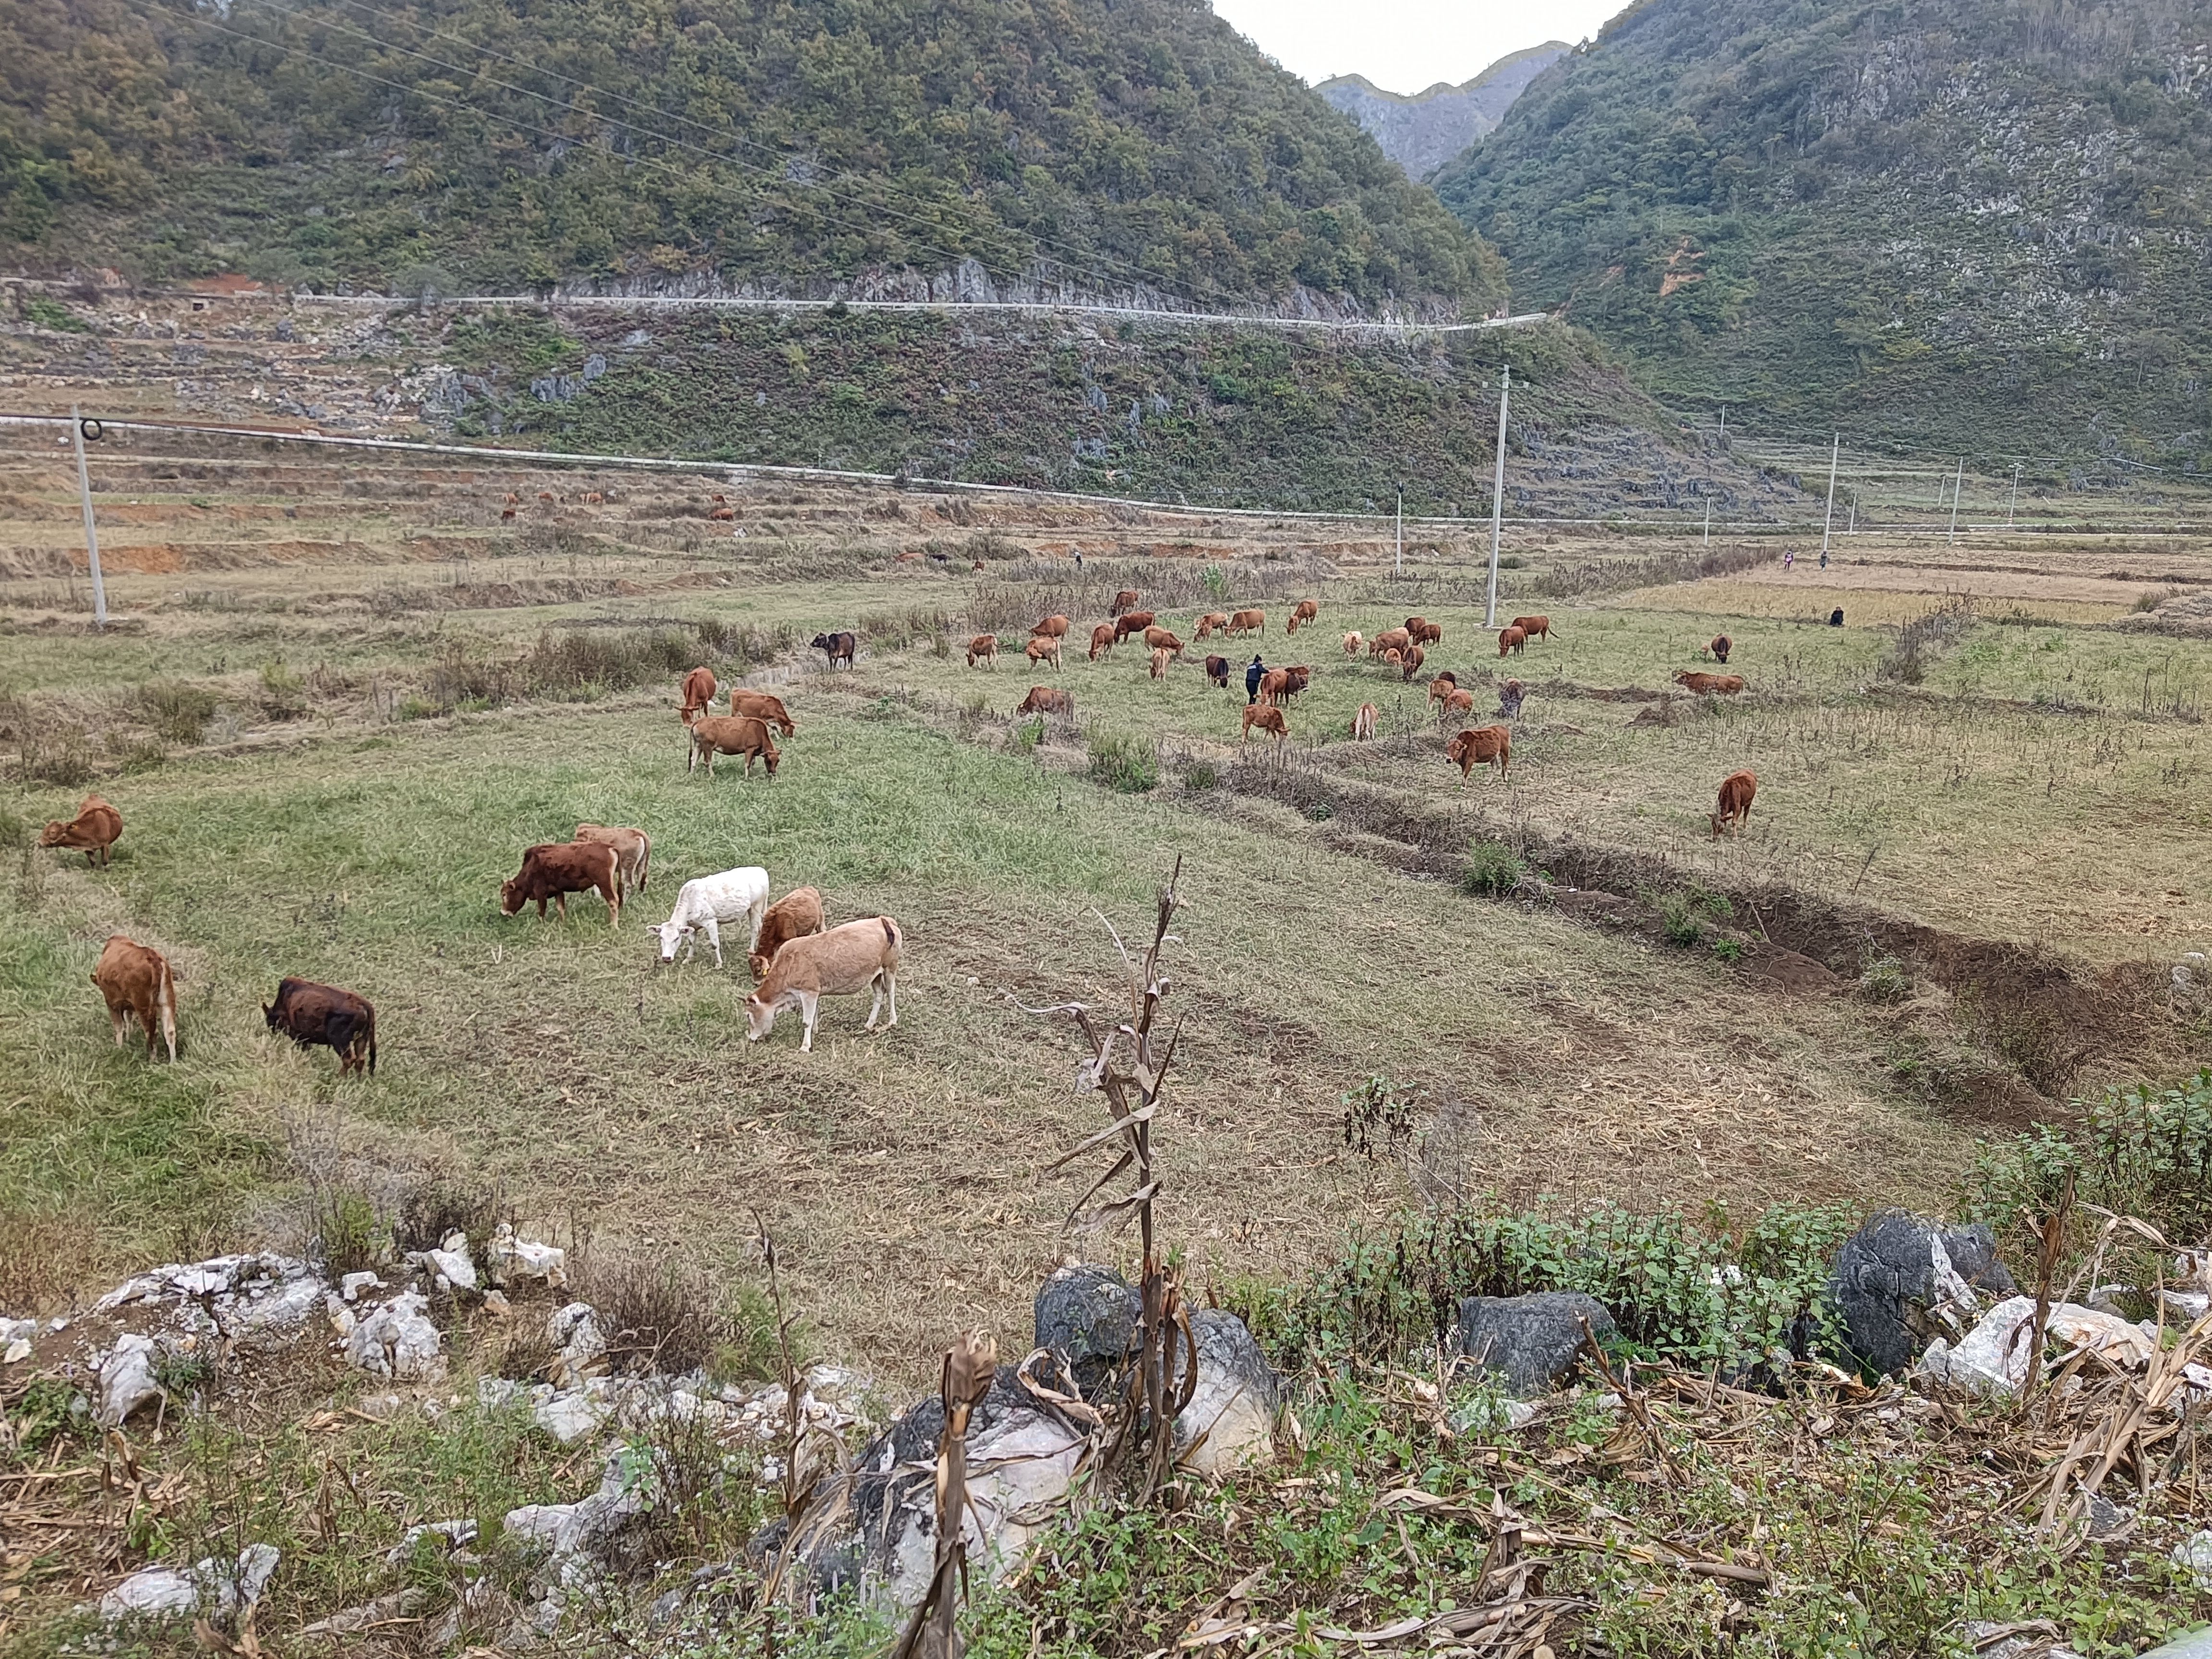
left=1026, top=635, right=1063, bottom=670
left=1352, top=702, right=1379, bottom=741
left=1498, top=626, right=1528, bottom=657
left=1149, top=646, right=1171, bottom=680
left=501, top=842, right=622, bottom=925
left=39, top=794, right=123, bottom=868
left=1227, top=608, right=1266, bottom=637
left=966, top=634, right=998, bottom=669
left=1031, top=614, right=1071, bottom=641
left=1287, top=599, right=1319, bottom=634
left=501, top=493, right=518, bottom=523
left=679, top=666, right=717, bottom=724
left=1446, top=724, right=1512, bottom=783
left=748, top=886, right=827, bottom=979
left=1084, top=623, right=1114, bottom=661
left=1674, top=670, right=1747, bottom=696
left=91, top=935, right=178, bottom=1062
left=583, top=491, right=606, bottom=506
left=575, top=823, right=651, bottom=897
left=1195, top=612, right=1229, bottom=639
left=1709, top=634, right=1732, bottom=665
left=1110, top=589, right=1142, bottom=615
left=1342, top=631, right=1362, bottom=656
left=1711, top=769, right=1758, bottom=837
left=1241, top=703, right=1288, bottom=745
left=729, top=690, right=797, bottom=736
left=1510, top=615, right=1554, bottom=643
left=1426, top=672, right=1462, bottom=705
left=1407, top=619, right=1443, bottom=647
left=1142, top=625, right=1184, bottom=659
left=1370, top=627, right=1411, bottom=658
left=1438, top=688, right=1476, bottom=720
left=1113, top=609, right=1156, bottom=644
left=1400, top=644, right=1426, bottom=681
left=709, top=493, right=736, bottom=522
left=745, top=915, right=902, bottom=1052
left=1257, top=668, right=1293, bottom=705
left=688, top=714, right=781, bottom=778
left=1382, top=648, right=1404, bottom=668
left=1015, top=685, right=1074, bottom=719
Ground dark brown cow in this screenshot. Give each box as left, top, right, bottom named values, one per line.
left=1241, top=704, right=1288, bottom=745
left=729, top=690, right=797, bottom=735
left=1088, top=624, right=1116, bottom=661
left=501, top=842, right=623, bottom=925
left=1203, top=653, right=1231, bottom=688
left=811, top=631, right=857, bottom=669
left=679, top=666, right=717, bottom=724
left=1195, top=612, right=1229, bottom=639
left=1142, top=626, right=1184, bottom=659
left=1711, top=769, right=1758, bottom=837
left=1227, top=608, right=1266, bottom=637
left=1498, top=626, right=1527, bottom=657
left=1446, top=724, right=1511, bottom=783
left=1015, top=685, right=1074, bottom=718
left=1399, top=644, right=1426, bottom=681
left=690, top=714, right=781, bottom=778
left=1110, top=589, right=1142, bottom=615
left=264, top=976, right=376, bottom=1076
left=1509, top=615, right=1554, bottom=643
left=1674, top=671, right=1746, bottom=696
left=1370, top=627, right=1411, bottom=658
left=1709, top=634, right=1732, bottom=665
left=966, top=634, right=999, bottom=669
left=748, top=886, right=827, bottom=979
left=39, top=794, right=122, bottom=868
left=709, top=493, right=736, bottom=522
left=1113, top=609, right=1157, bottom=643
left=1407, top=619, right=1443, bottom=647
left=92, top=935, right=178, bottom=1062
left=1286, top=599, right=1320, bottom=634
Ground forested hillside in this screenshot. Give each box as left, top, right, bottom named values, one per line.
left=1433, top=0, right=2212, bottom=465
left=0, top=0, right=1497, bottom=312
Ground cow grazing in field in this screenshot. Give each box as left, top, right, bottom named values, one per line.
left=583, top=491, right=605, bottom=506
left=1711, top=769, right=1758, bottom=837
left=966, top=634, right=998, bottom=669
left=1407, top=619, right=1443, bottom=647
left=1446, top=724, right=1512, bottom=783
left=1142, top=626, right=1184, bottom=659
left=745, top=915, right=903, bottom=1052
left=1342, top=631, right=1362, bottom=656
left=1400, top=644, right=1426, bottom=681
left=729, top=690, right=797, bottom=736
left=748, top=886, right=826, bottom=979
left=648, top=866, right=771, bottom=967
left=811, top=631, right=856, bottom=669
left=1352, top=702, right=1379, bottom=741
left=1382, top=648, right=1404, bottom=669
left=689, top=714, right=781, bottom=778
left=502, top=842, right=622, bottom=925
left=1227, top=608, right=1266, bottom=637
left=1088, top=623, right=1116, bottom=661
left=538, top=491, right=556, bottom=505
left=1204, top=654, right=1231, bottom=688
left=1149, top=646, right=1171, bottom=680
left=263, top=976, right=375, bottom=1076
left=1110, top=589, right=1141, bottom=616
left=39, top=794, right=123, bottom=868
left=1026, top=635, right=1063, bottom=670
left=501, top=493, right=518, bottom=523
left=1510, top=615, right=1554, bottom=643
left=1287, top=599, right=1319, bottom=634
left=1257, top=668, right=1293, bottom=705
left=1031, top=614, right=1071, bottom=642
left=92, top=935, right=178, bottom=1063
left=1673, top=670, right=1746, bottom=696
left=1282, top=665, right=1311, bottom=699
left=574, top=824, right=651, bottom=897
left=1196, top=612, right=1229, bottom=639
left=1113, top=610, right=1156, bottom=644
left=1370, top=627, right=1411, bottom=659
left=679, top=666, right=717, bottom=724
left=1241, top=704, right=1288, bottom=745
left=1016, top=685, right=1074, bottom=719
left=1498, top=626, right=1527, bottom=657
left=1426, top=672, right=1461, bottom=705
left=1438, top=688, right=1476, bottom=720
left=709, top=495, right=736, bottom=523
left=1709, top=634, right=1732, bottom=665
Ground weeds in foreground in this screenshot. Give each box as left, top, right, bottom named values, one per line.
left=1461, top=837, right=1524, bottom=897
left=1086, top=731, right=1159, bottom=793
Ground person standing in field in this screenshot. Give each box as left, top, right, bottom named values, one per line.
left=1784, top=549, right=1795, bottom=571
left=1246, top=654, right=1266, bottom=704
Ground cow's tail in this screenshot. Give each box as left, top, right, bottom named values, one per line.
left=156, top=957, right=179, bottom=1062
left=636, top=831, right=651, bottom=893
left=879, top=915, right=903, bottom=962
left=365, top=1006, right=378, bottom=1077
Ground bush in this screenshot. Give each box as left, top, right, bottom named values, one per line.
left=1086, top=732, right=1159, bottom=793
left=1657, top=890, right=1704, bottom=947
left=26, top=297, right=89, bottom=332
left=14, top=730, right=91, bottom=785
left=1858, top=954, right=1914, bottom=1002
left=1710, top=937, right=1743, bottom=963
left=1462, top=838, right=1524, bottom=897
left=138, top=680, right=219, bottom=745
left=1007, top=718, right=1044, bottom=756
left=1342, top=1075, right=1418, bottom=1160
left=1183, top=758, right=1219, bottom=791
left=574, top=1260, right=781, bottom=1380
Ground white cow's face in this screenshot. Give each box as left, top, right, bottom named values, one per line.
left=651, top=922, right=689, bottom=962
left=743, top=994, right=776, bottom=1041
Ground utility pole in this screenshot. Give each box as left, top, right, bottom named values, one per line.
left=1395, top=489, right=1403, bottom=578
left=70, top=405, right=107, bottom=630
left=1947, top=457, right=1964, bottom=545
left=1702, top=494, right=1711, bottom=549
left=2007, top=462, right=2021, bottom=529
left=1485, top=364, right=1510, bottom=628
left=1718, top=405, right=1726, bottom=441
left=1819, top=433, right=1839, bottom=563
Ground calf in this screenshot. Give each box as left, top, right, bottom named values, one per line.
left=1709, top=634, right=1732, bottom=665
left=1241, top=704, right=1287, bottom=746
left=501, top=842, right=622, bottom=926
left=1026, top=636, right=1063, bottom=670
left=1195, top=612, right=1229, bottom=639
left=1015, top=685, right=1074, bottom=719
left=648, top=866, right=771, bottom=966
left=1227, top=608, right=1266, bottom=637
left=1149, top=646, right=1171, bottom=680
left=92, top=935, right=178, bottom=1063
left=1257, top=667, right=1292, bottom=705
left=1498, top=626, right=1527, bottom=658
left=1031, top=614, right=1071, bottom=641
left=39, top=793, right=122, bottom=868
left=1673, top=670, right=1746, bottom=696
left=1342, top=631, right=1363, bottom=656
left=1370, top=627, right=1411, bottom=658
left=1711, top=769, right=1758, bottom=837
left=263, top=976, right=376, bottom=1076
left=1446, top=724, right=1511, bottom=783
left=1509, top=615, right=1554, bottom=643
left=1408, top=619, right=1443, bottom=647
left=1426, top=673, right=1461, bottom=705
left=1203, top=654, right=1231, bottom=688
left=1283, top=665, right=1312, bottom=700
left=729, top=690, right=797, bottom=735
left=1351, top=702, right=1379, bottom=741
left=1088, top=623, right=1116, bottom=661
left=1287, top=599, right=1319, bottom=634
left=745, top=916, right=903, bottom=1052
left=1437, top=687, right=1476, bottom=720
left=1142, top=625, right=1183, bottom=659
left=679, top=666, right=717, bottom=723
left=966, top=634, right=999, bottom=669
left=689, top=714, right=780, bottom=778
left=1113, top=609, right=1157, bottom=644
left=748, top=885, right=827, bottom=978
left=1399, top=644, right=1426, bottom=681
left=574, top=823, right=651, bottom=896
left=811, top=631, right=857, bottom=669
left=1110, top=589, right=1141, bottom=615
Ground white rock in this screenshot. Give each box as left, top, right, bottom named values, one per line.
left=2175, top=1528, right=2212, bottom=1591
left=534, top=1388, right=613, bottom=1446
left=504, top=1450, right=652, bottom=1559
left=0, top=1317, right=35, bottom=1349
left=97, top=1544, right=279, bottom=1623
left=226, top=1275, right=326, bottom=1349
left=1923, top=1297, right=2162, bottom=1397
left=96, top=1334, right=163, bottom=1427
left=344, top=1292, right=446, bottom=1382
left=301, top=1588, right=432, bottom=1637
left=877, top=1404, right=1088, bottom=1608
left=478, top=1376, right=524, bottom=1409
left=3, top=1338, right=28, bottom=1365
left=546, top=1301, right=606, bottom=1382
left=325, top=1293, right=357, bottom=1338
left=385, top=1519, right=477, bottom=1563
left=487, top=1224, right=567, bottom=1290
left=339, top=1271, right=382, bottom=1303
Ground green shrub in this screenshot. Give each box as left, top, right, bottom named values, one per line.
left=1182, top=758, right=1219, bottom=791
left=25, top=298, right=89, bottom=332
left=0, top=807, right=27, bottom=848
left=138, top=680, right=219, bottom=745
left=1858, top=954, right=1914, bottom=1002
left=1710, top=937, right=1743, bottom=963
left=1461, top=838, right=1524, bottom=897
left=1657, top=890, right=1703, bottom=946
left=1086, top=731, right=1159, bottom=793
left=1007, top=717, right=1044, bottom=756
left=1341, top=1075, right=1418, bottom=1160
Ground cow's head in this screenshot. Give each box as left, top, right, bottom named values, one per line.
left=262, top=1001, right=279, bottom=1031
left=498, top=879, right=526, bottom=916
left=36, top=819, right=68, bottom=847
left=743, top=991, right=780, bottom=1042
left=646, top=920, right=689, bottom=962
left=809, top=633, right=832, bottom=651
left=761, top=746, right=779, bottom=776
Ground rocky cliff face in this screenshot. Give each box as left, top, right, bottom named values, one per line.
left=1317, top=45, right=1569, bottom=180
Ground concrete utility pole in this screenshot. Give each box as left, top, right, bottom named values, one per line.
left=1702, top=494, right=1711, bottom=548
left=1485, top=365, right=1510, bottom=628
left=2007, top=462, right=2021, bottom=529
left=1395, top=489, right=1403, bottom=578
left=70, top=405, right=107, bottom=630
left=1947, top=457, right=1964, bottom=545
left=1819, top=433, right=1839, bottom=562
left=1718, top=405, right=1726, bottom=441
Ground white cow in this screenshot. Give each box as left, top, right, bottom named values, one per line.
left=646, top=866, right=770, bottom=967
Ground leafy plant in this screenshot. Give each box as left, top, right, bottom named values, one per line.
left=1461, top=837, right=1525, bottom=897
left=1007, top=717, right=1044, bottom=756
left=1341, top=1075, right=1419, bottom=1161
left=1859, top=953, right=1914, bottom=1002
left=25, top=298, right=89, bottom=332
left=1086, top=731, right=1160, bottom=793
left=1182, top=758, right=1219, bottom=791
left=1656, top=889, right=1704, bottom=947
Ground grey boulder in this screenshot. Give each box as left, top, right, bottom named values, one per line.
left=1034, top=1263, right=1139, bottom=1401
left=1175, top=1309, right=1279, bottom=1476
left=1454, top=1292, right=1617, bottom=1397
left=1827, top=1209, right=2016, bottom=1376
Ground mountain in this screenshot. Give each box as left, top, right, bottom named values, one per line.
left=1432, top=0, right=2212, bottom=467
left=1317, top=46, right=1569, bottom=180
left=0, top=0, right=1499, bottom=313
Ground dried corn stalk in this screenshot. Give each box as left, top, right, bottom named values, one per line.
left=894, top=1331, right=998, bottom=1659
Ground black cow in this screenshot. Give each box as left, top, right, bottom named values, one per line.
left=264, top=978, right=378, bottom=1076
left=811, top=631, right=857, bottom=669
left=1203, top=653, right=1231, bottom=689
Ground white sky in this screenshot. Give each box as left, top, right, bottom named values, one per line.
left=1209, top=0, right=1630, bottom=95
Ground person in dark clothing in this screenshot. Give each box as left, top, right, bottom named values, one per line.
left=1245, top=654, right=1266, bottom=704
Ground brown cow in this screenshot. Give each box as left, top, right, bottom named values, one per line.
left=1257, top=668, right=1293, bottom=705
left=575, top=823, right=651, bottom=896
left=264, top=976, right=376, bottom=1076
left=1382, top=648, right=1404, bottom=668
left=91, top=935, right=178, bottom=1062
left=748, top=886, right=827, bottom=979
left=1015, top=685, right=1073, bottom=718
left=1195, top=612, right=1229, bottom=639
left=966, top=634, right=999, bottom=669
left=679, top=666, right=717, bottom=724
left=729, top=690, right=797, bottom=736
left=1110, top=589, right=1141, bottom=616
left=1509, top=615, right=1554, bottom=643
left=1203, top=654, right=1231, bottom=688
left=1427, top=673, right=1461, bottom=705
left=1241, top=703, right=1288, bottom=745
left=1287, top=599, right=1319, bottom=634
left=583, top=491, right=606, bottom=506
left=1709, top=634, right=1732, bottom=665
left=1404, top=615, right=1427, bottom=635
left=1370, top=627, right=1411, bottom=658
left=1227, top=608, right=1265, bottom=637
left=39, top=794, right=123, bottom=868
left=689, top=714, right=781, bottom=778
left=1142, top=626, right=1184, bottom=659
left=1674, top=671, right=1746, bottom=696
left=744, top=916, right=902, bottom=1053
left=709, top=492, right=736, bottom=523
left=1407, top=620, right=1443, bottom=647
left=1342, top=631, right=1363, bottom=656
left=1446, top=724, right=1511, bottom=783
left=1282, top=665, right=1311, bottom=700
left=1438, top=687, right=1477, bottom=720
left=1031, top=614, right=1070, bottom=641
left=501, top=493, right=518, bottom=523
left=1088, top=623, right=1116, bottom=661
left=1498, top=626, right=1527, bottom=657
left=811, top=631, right=857, bottom=669
left=501, top=842, right=622, bottom=925
left=1149, top=646, right=1171, bottom=680
left=1400, top=644, right=1426, bottom=681
left=1113, top=610, right=1156, bottom=644
left=1351, top=702, right=1379, bottom=741
left=1711, top=769, right=1758, bottom=837
left=1026, top=636, right=1063, bottom=670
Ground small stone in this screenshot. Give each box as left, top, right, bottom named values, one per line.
left=96, top=1334, right=163, bottom=1428
left=483, top=1290, right=512, bottom=1316
left=339, top=1272, right=382, bottom=1303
